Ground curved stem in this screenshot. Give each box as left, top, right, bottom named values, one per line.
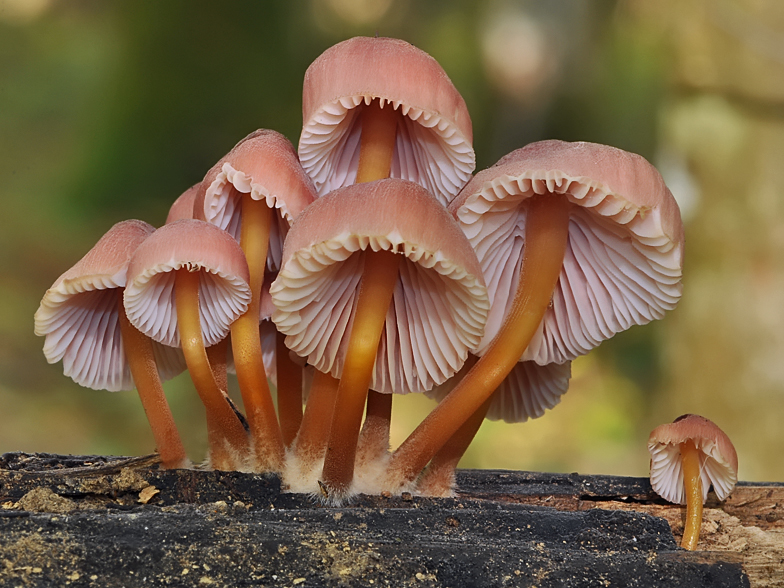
left=230, top=194, right=285, bottom=471
left=118, top=291, right=188, bottom=469
left=321, top=249, right=400, bottom=498
left=415, top=356, right=484, bottom=496
left=680, top=441, right=704, bottom=550
left=388, top=196, right=572, bottom=489
left=276, top=330, right=303, bottom=447
left=175, top=268, right=249, bottom=469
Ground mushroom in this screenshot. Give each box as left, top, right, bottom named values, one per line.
left=388, top=139, right=684, bottom=490
left=194, top=129, right=316, bottom=471
left=124, top=219, right=252, bottom=470
left=34, top=220, right=188, bottom=469
left=271, top=178, right=488, bottom=500
left=289, top=36, right=477, bottom=494
left=648, top=414, right=738, bottom=550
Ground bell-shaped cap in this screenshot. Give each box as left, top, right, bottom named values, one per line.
left=450, top=139, right=684, bottom=365
left=124, top=219, right=252, bottom=348
left=34, top=220, right=185, bottom=391
left=299, top=36, right=475, bottom=205
left=166, top=184, right=200, bottom=224
left=648, top=414, right=739, bottom=504
left=193, top=129, right=317, bottom=272
left=427, top=360, right=572, bottom=423
left=270, top=178, right=489, bottom=395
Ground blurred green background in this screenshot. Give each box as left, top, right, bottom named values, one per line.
left=2, top=0, right=783, bottom=481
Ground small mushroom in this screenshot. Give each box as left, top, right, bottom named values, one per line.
left=165, top=183, right=200, bottom=224
left=34, top=220, right=188, bottom=469
left=648, top=414, right=738, bottom=550
left=124, top=219, right=252, bottom=470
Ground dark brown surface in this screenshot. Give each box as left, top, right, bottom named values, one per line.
left=0, top=453, right=764, bottom=587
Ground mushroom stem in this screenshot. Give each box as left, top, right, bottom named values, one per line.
left=276, top=330, right=303, bottom=447
left=415, top=356, right=484, bottom=496
left=292, top=369, right=340, bottom=470
left=117, top=291, right=189, bottom=469
left=356, top=390, right=393, bottom=467
left=388, top=195, right=571, bottom=487
left=680, top=440, right=704, bottom=550
left=175, top=268, right=249, bottom=469
left=321, top=248, right=400, bottom=498
left=355, top=99, right=398, bottom=183
left=419, top=398, right=491, bottom=496
left=230, top=194, right=285, bottom=471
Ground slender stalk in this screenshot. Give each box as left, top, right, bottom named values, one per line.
left=680, top=441, right=704, bottom=550
left=387, top=196, right=572, bottom=489
left=118, top=291, right=189, bottom=469
left=356, top=390, right=393, bottom=468
left=175, top=268, right=249, bottom=469
left=230, top=194, right=285, bottom=471
left=415, top=356, right=484, bottom=496
left=321, top=249, right=400, bottom=498
left=291, top=370, right=340, bottom=471
left=318, top=99, right=400, bottom=499
left=276, top=331, right=303, bottom=447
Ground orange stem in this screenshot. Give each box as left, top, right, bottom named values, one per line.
left=118, top=291, right=188, bottom=469
left=416, top=356, right=484, bottom=496
left=388, top=195, right=572, bottom=489
left=276, top=331, right=303, bottom=447
left=292, top=369, right=340, bottom=470
left=320, top=249, right=400, bottom=499
left=680, top=440, right=704, bottom=550
left=356, top=390, right=393, bottom=468
left=175, top=268, right=249, bottom=469
left=230, top=194, right=285, bottom=471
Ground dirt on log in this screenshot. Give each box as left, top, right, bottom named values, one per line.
left=0, top=453, right=779, bottom=587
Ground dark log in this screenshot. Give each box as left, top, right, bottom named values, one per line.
left=0, top=453, right=771, bottom=587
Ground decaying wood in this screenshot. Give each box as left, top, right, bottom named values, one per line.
left=0, top=453, right=775, bottom=587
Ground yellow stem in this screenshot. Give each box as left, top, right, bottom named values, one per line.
left=321, top=249, right=400, bottom=498
left=680, top=440, right=704, bottom=550
left=230, top=194, right=285, bottom=471
left=118, top=291, right=188, bottom=469
left=388, top=195, right=572, bottom=488
left=277, top=330, right=303, bottom=447
left=175, top=268, right=249, bottom=469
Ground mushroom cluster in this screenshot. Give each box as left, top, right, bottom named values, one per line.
left=35, top=36, right=685, bottom=502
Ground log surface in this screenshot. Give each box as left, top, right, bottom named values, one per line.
left=0, top=453, right=776, bottom=587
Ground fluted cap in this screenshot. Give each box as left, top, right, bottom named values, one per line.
left=648, top=414, right=738, bottom=504
left=270, top=178, right=489, bottom=394
left=34, top=220, right=184, bottom=391
left=124, top=219, right=252, bottom=348
left=299, top=36, right=475, bottom=205
left=450, top=139, right=684, bottom=365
